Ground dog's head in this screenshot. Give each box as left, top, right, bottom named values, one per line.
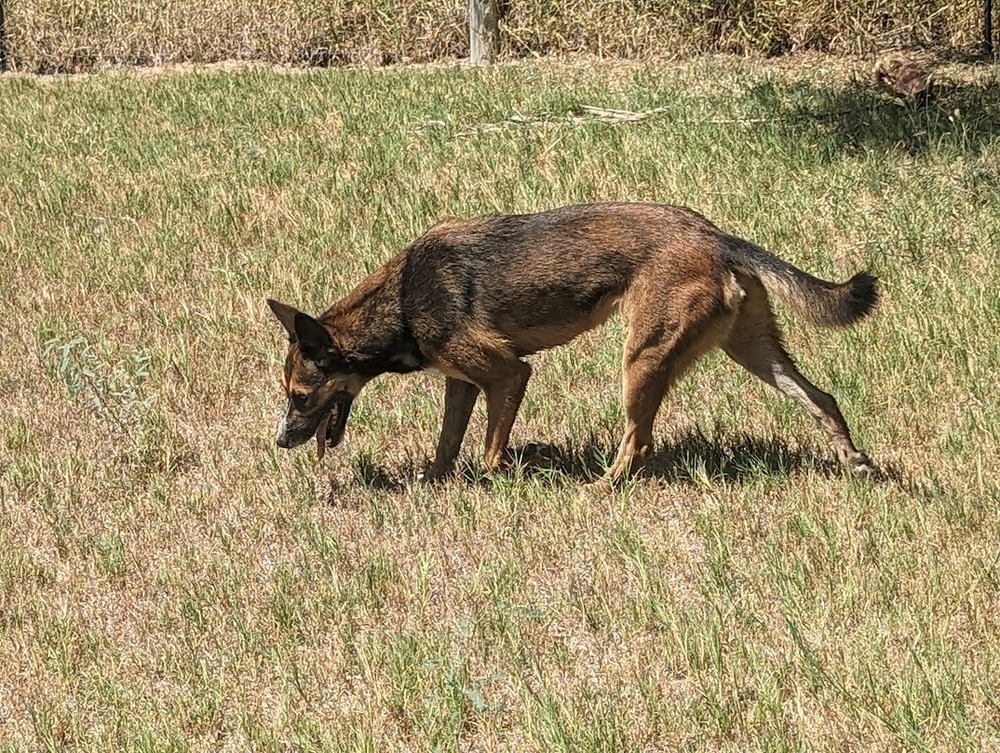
left=267, top=299, right=370, bottom=459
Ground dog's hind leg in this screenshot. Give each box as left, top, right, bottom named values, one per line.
left=604, top=278, right=739, bottom=482
left=722, top=278, right=876, bottom=476
left=425, top=377, right=480, bottom=480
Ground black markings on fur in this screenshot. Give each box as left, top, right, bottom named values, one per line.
left=345, top=321, right=427, bottom=377
left=843, top=271, right=880, bottom=323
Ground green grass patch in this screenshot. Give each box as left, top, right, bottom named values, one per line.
left=1, top=56, right=999, bottom=751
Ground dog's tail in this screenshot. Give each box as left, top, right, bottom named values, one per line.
left=723, top=238, right=879, bottom=327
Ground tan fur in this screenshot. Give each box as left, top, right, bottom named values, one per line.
left=268, top=202, right=879, bottom=482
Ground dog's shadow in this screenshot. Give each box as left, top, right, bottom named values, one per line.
left=511, top=430, right=846, bottom=485
left=336, top=429, right=898, bottom=496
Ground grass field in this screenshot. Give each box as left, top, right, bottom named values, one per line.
left=1, top=55, right=999, bottom=751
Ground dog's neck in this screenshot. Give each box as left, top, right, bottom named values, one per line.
left=321, top=258, right=427, bottom=377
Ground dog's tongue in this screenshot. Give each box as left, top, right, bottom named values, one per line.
left=316, top=411, right=332, bottom=460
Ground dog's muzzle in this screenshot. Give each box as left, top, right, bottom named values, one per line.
left=275, top=392, right=354, bottom=460
left=275, top=430, right=293, bottom=449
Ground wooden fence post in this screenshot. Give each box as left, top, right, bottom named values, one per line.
left=469, top=0, right=500, bottom=64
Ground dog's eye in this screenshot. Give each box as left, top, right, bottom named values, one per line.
left=289, top=391, right=309, bottom=410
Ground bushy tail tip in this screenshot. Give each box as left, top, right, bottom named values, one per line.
left=840, top=271, right=879, bottom=326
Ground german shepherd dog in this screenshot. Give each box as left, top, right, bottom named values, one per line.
left=268, top=203, right=878, bottom=482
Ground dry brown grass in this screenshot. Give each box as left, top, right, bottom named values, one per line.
left=1, top=55, right=999, bottom=750
left=2, top=0, right=988, bottom=73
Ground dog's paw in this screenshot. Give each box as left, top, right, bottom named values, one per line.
left=519, top=442, right=560, bottom=468
left=850, top=453, right=882, bottom=480
left=587, top=474, right=616, bottom=491
left=418, top=464, right=454, bottom=484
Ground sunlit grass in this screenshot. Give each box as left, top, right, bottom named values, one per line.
left=1, top=56, right=999, bottom=751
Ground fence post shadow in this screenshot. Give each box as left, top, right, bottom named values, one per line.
left=0, top=0, right=7, bottom=72
left=986, top=0, right=995, bottom=59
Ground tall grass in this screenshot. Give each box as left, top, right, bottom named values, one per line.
left=1, top=56, right=999, bottom=750
left=2, top=0, right=988, bottom=73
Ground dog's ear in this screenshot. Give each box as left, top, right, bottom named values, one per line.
left=268, top=299, right=338, bottom=364
left=292, top=312, right=337, bottom=365
left=267, top=299, right=300, bottom=342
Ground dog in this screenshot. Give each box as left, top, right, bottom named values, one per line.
left=267, top=202, right=879, bottom=482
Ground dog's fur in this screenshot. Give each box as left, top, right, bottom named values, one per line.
left=268, top=202, right=879, bottom=482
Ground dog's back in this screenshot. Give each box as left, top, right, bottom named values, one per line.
left=400, top=202, right=876, bottom=356
left=402, top=203, right=733, bottom=357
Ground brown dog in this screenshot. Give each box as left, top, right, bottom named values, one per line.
left=268, top=202, right=878, bottom=482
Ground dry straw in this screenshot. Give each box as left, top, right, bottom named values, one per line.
left=2, top=0, right=986, bottom=73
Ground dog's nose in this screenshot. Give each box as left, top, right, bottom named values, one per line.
left=275, top=412, right=291, bottom=449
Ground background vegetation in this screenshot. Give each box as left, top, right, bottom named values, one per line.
left=0, top=0, right=990, bottom=72
left=1, top=55, right=998, bottom=750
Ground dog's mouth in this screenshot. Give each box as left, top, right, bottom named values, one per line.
left=315, top=393, right=353, bottom=460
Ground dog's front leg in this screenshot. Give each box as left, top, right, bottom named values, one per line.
left=482, top=360, right=532, bottom=471
left=424, top=377, right=480, bottom=480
